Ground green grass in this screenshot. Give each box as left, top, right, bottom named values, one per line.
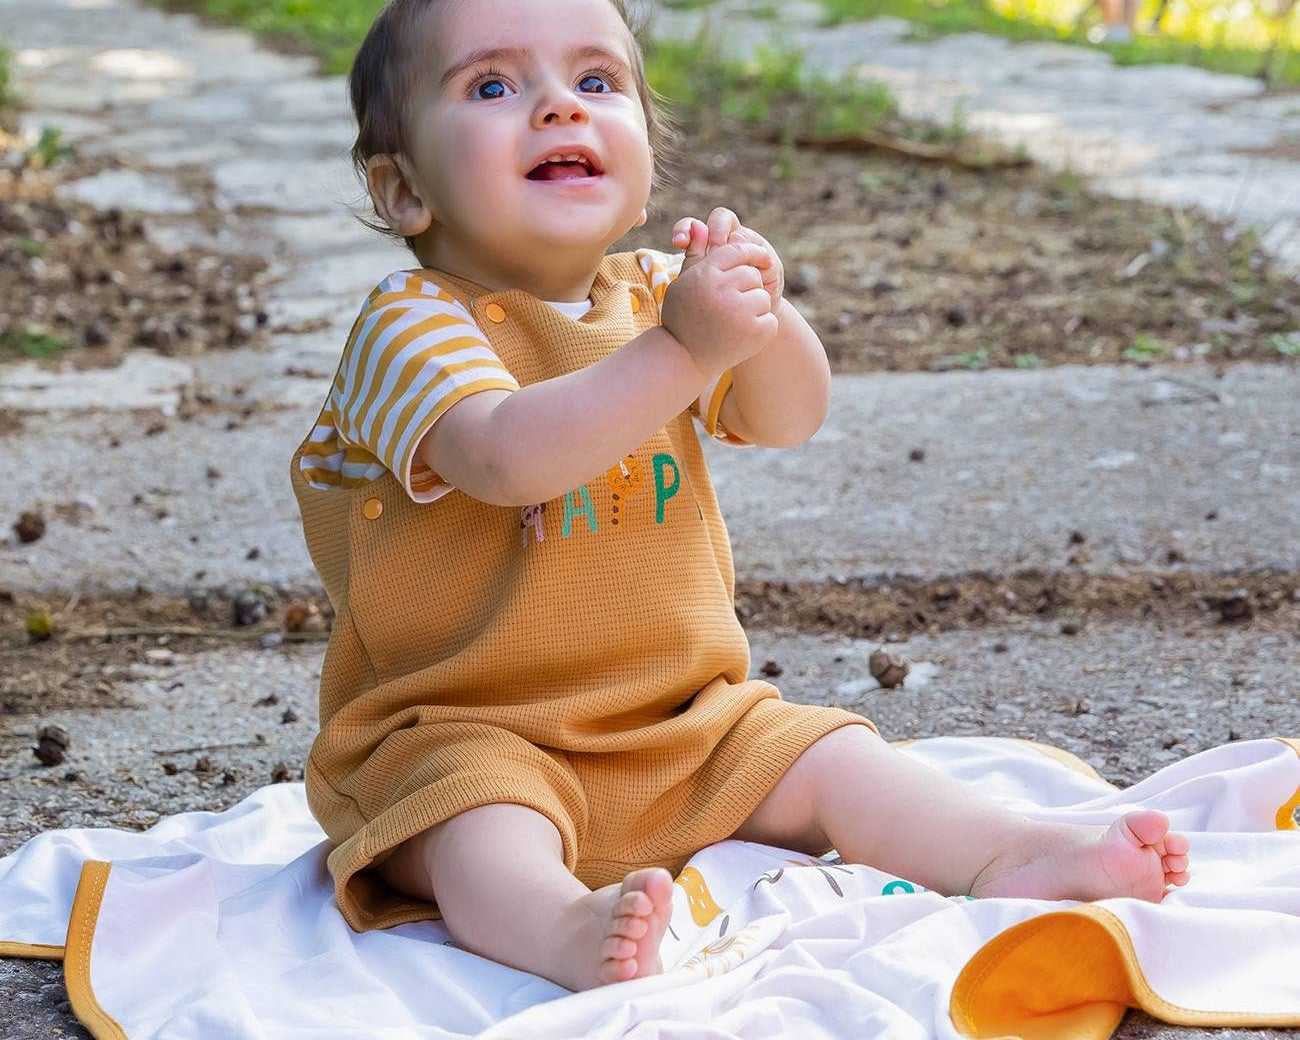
left=0, top=46, right=15, bottom=111
left=145, top=0, right=1300, bottom=93
left=817, top=0, right=1300, bottom=84
left=646, top=34, right=903, bottom=137
left=1, top=329, right=69, bottom=359
left=144, top=0, right=387, bottom=74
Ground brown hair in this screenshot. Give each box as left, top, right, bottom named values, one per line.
left=348, top=0, right=675, bottom=254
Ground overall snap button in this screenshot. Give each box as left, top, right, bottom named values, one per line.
left=484, top=303, right=507, bottom=324
left=362, top=499, right=384, bottom=521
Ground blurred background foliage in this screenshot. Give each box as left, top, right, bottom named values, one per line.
left=150, top=0, right=1298, bottom=84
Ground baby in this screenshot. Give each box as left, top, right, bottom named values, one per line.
left=290, top=0, right=1190, bottom=995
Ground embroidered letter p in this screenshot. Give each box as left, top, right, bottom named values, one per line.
left=653, top=453, right=680, bottom=524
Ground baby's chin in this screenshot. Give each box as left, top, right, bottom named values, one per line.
left=521, top=211, right=643, bottom=254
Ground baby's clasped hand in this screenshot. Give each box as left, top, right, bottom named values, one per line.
left=659, top=235, right=779, bottom=384
left=673, top=207, right=785, bottom=311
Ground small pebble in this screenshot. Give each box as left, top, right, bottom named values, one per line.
left=14, top=510, right=45, bottom=544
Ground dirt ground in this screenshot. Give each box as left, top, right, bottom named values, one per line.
left=621, top=113, right=1300, bottom=372
left=3, top=110, right=1297, bottom=393
left=2, top=103, right=1297, bottom=721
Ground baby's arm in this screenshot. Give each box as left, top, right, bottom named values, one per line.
left=419, top=242, right=777, bottom=508
left=673, top=209, right=832, bottom=449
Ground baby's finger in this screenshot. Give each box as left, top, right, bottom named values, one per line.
left=707, top=240, right=773, bottom=273
left=706, top=207, right=740, bottom=252
left=722, top=263, right=765, bottom=293
left=671, top=217, right=705, bottom=251
left=739, top=285, right=775, bottom=315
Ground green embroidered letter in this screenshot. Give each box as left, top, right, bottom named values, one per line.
left=562, top=485, right=599, bottom=537
left=653, top=453, right=680, bottom=524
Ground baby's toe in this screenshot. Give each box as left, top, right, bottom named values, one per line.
left=601, top=935, right=636, bottom=961
left=597, top=956, right=636, bottom=984
left=1166, top=869, right=1190, bottom=887
left=611, top=914, right=649, bottom=940
left=1163, top=853, right=1189, bottom=875
left=1164, top=832, right=1190, bottom=856
left=1123, top=810, right=1170, bottom=848
left=617, top=890, right=652, bottom=915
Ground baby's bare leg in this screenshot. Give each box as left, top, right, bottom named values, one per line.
left=806, top=727, right=1190, bottom=901
left=376, top=803, right=674, bottom=991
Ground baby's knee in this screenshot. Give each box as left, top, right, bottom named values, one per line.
left=375, top=803, right=568, bottom=903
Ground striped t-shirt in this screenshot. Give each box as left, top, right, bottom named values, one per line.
left=299, top=249, right=751, bottom=503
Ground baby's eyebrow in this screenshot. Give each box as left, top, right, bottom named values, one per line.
left=439, top=44, right=630, bottom=88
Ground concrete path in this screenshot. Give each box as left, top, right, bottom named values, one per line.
left=648, top=0, right=1300, bottom=270
left=1, top=0, right=1297, bottom=593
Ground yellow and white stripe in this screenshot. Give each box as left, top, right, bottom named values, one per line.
left=300, top=271, right=519, bottom=502
left=299, top=258, right=751, bottom=502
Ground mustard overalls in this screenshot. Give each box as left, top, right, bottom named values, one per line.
left=290, top=251, right=876, bottom=932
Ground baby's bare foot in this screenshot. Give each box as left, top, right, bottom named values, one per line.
left=590, top=867, right=675, bottom=986
left=971, top=810, right=1191, bottom=903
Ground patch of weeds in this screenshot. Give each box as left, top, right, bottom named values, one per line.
left=1, top=328, right=69, bottom=359
left=1055, top=166, right=1084, bottom=196
left=1229, top=281, right=1259, bottom=305
left=945, top=99, right=969, bottom=144
left=1270, top=332, right=1300, bottom=357
left=1013, top=352, right=1043, bottom=369
left=807, top=75, right=898, bottom=136
left=24, top=127, right=76, bottom=171
left=644, top=32, right=899, bottom=141
left=10, top=237, right=45, bottom=257
left=950, top=347, right=990, bottom=370
left=774, top=137, right=798, bottom=180
left=856, top=169, right=885, bottom=191
left=0, top=46, right=15, bottom=113
left=1122, top=333, right=1165, bottom=363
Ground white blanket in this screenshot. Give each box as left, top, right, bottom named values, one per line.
left=2, top=736, right=1298, bottom=1040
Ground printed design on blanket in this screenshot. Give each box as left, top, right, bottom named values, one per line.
left=674, top=865, right=723, bottom=926
left=753, top=855, right=856, bottom=896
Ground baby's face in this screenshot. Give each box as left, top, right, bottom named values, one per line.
left=404, top=0, right=654, bottom=269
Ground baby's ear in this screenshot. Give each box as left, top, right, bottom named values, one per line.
left=366, top=154, right=433, bottom=236
left=634, top=206, right=648, bottom=228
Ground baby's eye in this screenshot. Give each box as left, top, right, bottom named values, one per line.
left=578, top=74, right=613, bottom=94
left=472, top=78, right=514, bottom=101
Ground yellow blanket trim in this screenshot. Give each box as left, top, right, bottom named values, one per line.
left=64, top=861, right=130, bottom=1040
left=1003, top=738, right=1114, bottom=787
left=952, top=900, right=1300, bottom=1037
left=1275, top=738, right=1300, bottom=830
left=0, top=940, right=64, bottom=958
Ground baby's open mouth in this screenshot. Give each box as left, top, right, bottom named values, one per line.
left=526, top=152, right=601, bottom=181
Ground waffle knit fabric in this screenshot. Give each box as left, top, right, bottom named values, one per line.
left=290, top=252, right=877, bottom=932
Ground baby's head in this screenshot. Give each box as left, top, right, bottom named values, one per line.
left=349, top=0, right=672, bottom=275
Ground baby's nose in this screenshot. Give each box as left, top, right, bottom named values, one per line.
left=533, top=90, right=590, bottom=127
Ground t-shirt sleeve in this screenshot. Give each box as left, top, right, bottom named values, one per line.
left=634, top=247, right=753, bottom=447
left=329, top=278, right=519, bottom=502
